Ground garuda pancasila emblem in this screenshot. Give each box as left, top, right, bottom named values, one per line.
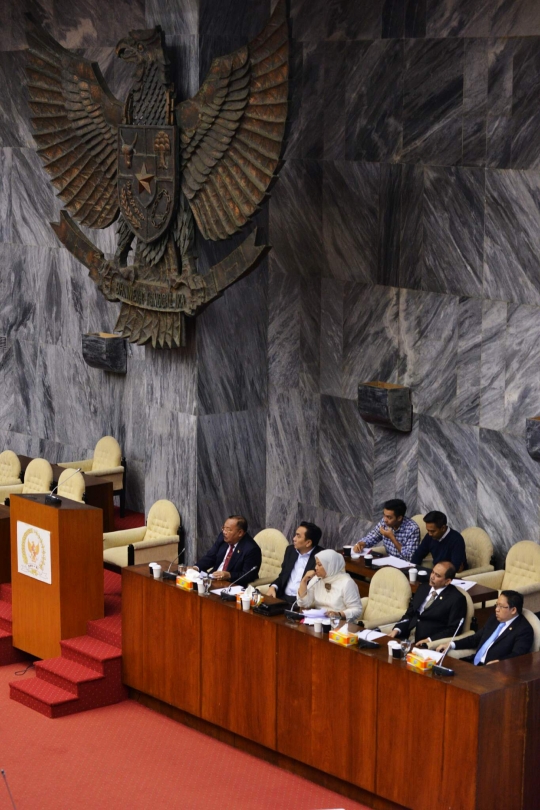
left=25, top=2, right=288, bottom=347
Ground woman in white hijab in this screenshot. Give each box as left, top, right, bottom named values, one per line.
left=296, top=549, right=363, bottom=621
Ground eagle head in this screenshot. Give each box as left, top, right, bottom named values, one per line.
left=116, top=27, right=167, bottom=67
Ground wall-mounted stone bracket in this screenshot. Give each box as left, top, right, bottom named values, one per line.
left=358, top=381, right=412, bottom=433
left=526, top=416, right=540, bottom=460
left=82, top=333, right=127, bottom=374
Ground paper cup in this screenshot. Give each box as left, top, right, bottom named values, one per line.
left=313, top=621, right=323, bottom=633
left=364, top=554, right=373, bottom=568
left=241, top=597, right=251, bottom=612
left=409, top=567, right=418, bottom=583
left=152, top=565, right=162, bottom=579
left=197, top=579, right=205, bottom=594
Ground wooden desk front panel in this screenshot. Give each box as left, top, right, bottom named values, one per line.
left=200, top=598, right=276, bottom=750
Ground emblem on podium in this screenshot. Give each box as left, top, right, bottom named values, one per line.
left=17, top=522, right=51, bottom=584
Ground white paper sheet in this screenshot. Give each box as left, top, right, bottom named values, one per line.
left=452, top=578, right=476, bottom=591
left=301, top=608, right=329, bottom=619
left=372, top=555, right=411, bottom=570
left=211, top=585, right=244, bottom=596
left=357, top=629, right=386, bottom=641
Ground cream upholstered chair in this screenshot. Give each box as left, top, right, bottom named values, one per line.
left=0, top=458, right=53, bottom=504
left=103, top=499, right=180, bottom=568
left=411, top=514, right=427, bottom=540
left=57, top=469, right=85, bottom=503
left=426, top=587, right=475, bottom=651
left=360, top=568, right=412, bottom=630
left=59, top=436, right=126, bottom=515
left=460, top=527, right=494, bottom=578
left=447, top=607, right=540, bottom=659
left=253, top=528, right=289, bottom=588
left=463, top=541, right=540, bottom=612
left=0, top=450, right=22, bottom=487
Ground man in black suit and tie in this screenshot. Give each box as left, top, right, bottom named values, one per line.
left=266, top=522, right=323, bottom=604
left=438, top=590, right=534, bottom=665
left=193, top=515, right=261, bottom=587
left=388, top=561, right=467, bottom=644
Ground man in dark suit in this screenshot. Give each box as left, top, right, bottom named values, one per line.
left=388, top=561, right=467, bottom=644
left=193, top=515, right=261, bottom=587
left=266, top=522, right=323, bottom=604
left=439, top=590, right=534, bottom=665
left=410, top=510, right=467, bottom=572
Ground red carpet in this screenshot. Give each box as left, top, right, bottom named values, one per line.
left=1, top=660, right=369, bottom=810
left=113, top=506, right=145, bottom=530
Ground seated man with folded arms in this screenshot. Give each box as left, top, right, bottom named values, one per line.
left=410, top=510, right=467, bottom=572
left=192, top=515, right=261, bottom=587
left=437, top=590, right=533, bottom=665
left=388, top=561, right=467, bottom=645
left=297, top=549, right=363, bottom=621
left=266, top=521, right=323, bottom=605
left=353, top=498, right=420, bottom=561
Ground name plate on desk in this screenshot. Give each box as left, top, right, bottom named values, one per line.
left=17, top=521, right=51, bottom=584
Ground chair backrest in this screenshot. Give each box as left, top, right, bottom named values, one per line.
left=145, top=500, right=181, bottom=540
left=57, top=469, right=85, bottom=503
left=362, top=568, right=412, bottom=624
left=454, top=586, right=474, bottom=634
left=461, top=527, right=493, bottom=570
left=411, top=514, right=427, bottom=540
left=22, top=458, right=53, bottom=494
left=522, top=609, right=540, bottom=653
left=253, top=529, right=289, bottom=583
left=0, top=450, right=21, bottom=486
left=92, top=436, right=122, bottom=471
left=502, top=541, right=540, bottom=590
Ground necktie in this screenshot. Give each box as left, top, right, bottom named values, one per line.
left=420, top=589, right=438, bottom=614
left=474, top=622, right=505, bottom=666
left=222, top=545, right=235, bottom=572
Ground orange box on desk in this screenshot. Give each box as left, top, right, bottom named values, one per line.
left=329, top=629, right=358, bottom=647
left=176, top=576, right=195, bottom=591
left=406, top=650, right=435, bottom=673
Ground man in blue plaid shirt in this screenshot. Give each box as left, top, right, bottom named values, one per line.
left=353, top=499, right=420, bottom=561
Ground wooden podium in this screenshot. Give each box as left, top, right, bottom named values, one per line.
left=10, top=493, right=104, bottom=659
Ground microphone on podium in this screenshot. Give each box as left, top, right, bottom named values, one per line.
left=45, top=467, right=82, bottom=506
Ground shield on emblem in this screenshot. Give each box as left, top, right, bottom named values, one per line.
left=118, top=125, right=178, bottom=243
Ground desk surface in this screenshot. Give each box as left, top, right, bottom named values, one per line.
left=122, top=562, right=540, bottom=810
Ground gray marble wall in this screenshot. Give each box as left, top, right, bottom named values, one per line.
left=3, top=0, right=540, bottom=563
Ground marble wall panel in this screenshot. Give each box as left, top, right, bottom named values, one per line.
left=426, top=0, right=490, bottom=37
left=319, top=394, right=373, bottom=519
left=511, top=38, right=540, bottom=169
left=486, top=38, right=514, bottom=169
left=320, top=277, right=344, bottom=397
left=455, top=296, right=482, bottom=425
left=322, top=160, right=379, bottom=282
left=463, top=39, right=487, bottom=166
left=504, top=303, right=540, bottom=438
left=484, top=170, right=540, bottom=306
left=342, top=283, right=399, bottom=400
left=267, top=256, right=300, bottom=400
left=52, top=0, right=145, bottom=48
left=0, top=0, right=53, bottom=51
left=0, top=430, right=41, bottom=459
left=417, top=415, right=479, bottom=529
left=0, top=342, right=15, bottom=433
left=372, top=415, right=420, bottom=518
left=10, top=148, right=62, bottom=248
left=479, top=299, right=507, bottom=431
left=398, top=288, right=458, bottom=419
left=399, top=164, right=424, bottom=290
left=1, top=244, right=48, bottom=342
left=145, top=0, right=199, bottom=36
left=402, top=38, right=463, bottom=165
left=0, top=149, right=12, bottom=243
left=490, top=0, right=540, bottom=38
left=47, top=250, right=89, bottom=349
left=478, top=428, right=540, bottom=558
left=423, top=167, right=484, bottom=297
left=124, top=457, right=145, bottom=513
left=378, top=164, right=401, bottom=287
left=298, top=502, right=373, bottom=550
left=382, top=0, right=427, bottom=40
left=145, top=330, right=197, bottom=416
left=327, top=0, right=383, bottom=41
left=265, top=494, right=299, bottom=542
left=297, top=41, right=325, bottom=161
left=0, top=53, right=34, bottom=148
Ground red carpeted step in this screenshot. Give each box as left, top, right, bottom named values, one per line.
left=0, top=629, right=29, bottom=666
left=61, top=635, right=121, bottom=675
left=10, top=676, right=78, bottom=719
left=87, top=614, right=122, bottom=648
left=0, top=583, right=12, bottom=602
left=103, top=569, right=122, bottom=595
left=0, top=600, right=12, bottom=631
left=35, top=657, right=103, bottom=695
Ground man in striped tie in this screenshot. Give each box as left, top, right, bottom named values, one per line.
left=192, top=515, right=262, bottom=587
left=438, top=590, right=534, bottom=665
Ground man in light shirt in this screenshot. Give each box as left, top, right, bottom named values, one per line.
left=353, top=498, right=420, bottom=561
left=438, top=590, right=533, bottom=665
left=266, top=522, right=322, bottom=604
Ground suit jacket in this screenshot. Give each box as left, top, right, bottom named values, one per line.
left=410, top=528, right=467, bottom=572
left=196, top=533, right=261, bottom=587
left=454, top=613, right=534, bottom=664
left=271, top=544, right=322, bottom=599
left=394, top=582, right=467, bottom=642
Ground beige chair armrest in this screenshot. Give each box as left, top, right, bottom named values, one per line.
left=0, top=483, right=24, bottom=503
left=253, top=576, right=274, bottom=587
left=427, top=630, right=474, bottom=650
left=462, top=570, right=504, bottom=589
left=515, top=582, right=540, bottom=596
left=447, top=648, right=476, bottom=659
left=362, top=612, right=407, bottom=631
left=58, top=459, right=93, bottom=472
left=132, top=536, right=179, bottom=550
left=103, top=527, right=147, bottom=549
left=460, top=565, right=494, bottom=578
left=257, top=584, right=271, bottom=595
left=85, top=466, right=125, bottom=478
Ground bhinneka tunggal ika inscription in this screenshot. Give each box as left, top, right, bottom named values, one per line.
left=25, top=2, right=289, bottom=347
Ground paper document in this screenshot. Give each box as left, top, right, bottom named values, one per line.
left=302, top=608, right=329, bottom=619
left=357, top=629, right=386, bottom=641
left=372, top=555, right=411, bottom=569
left=411, top=647, right=443, bottom=663
left=211, top=585, right=244, bottom=596
left=452, top=578, right=476, bottom=591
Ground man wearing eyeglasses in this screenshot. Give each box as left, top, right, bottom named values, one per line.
left=437, top=590, right=533, bottom=665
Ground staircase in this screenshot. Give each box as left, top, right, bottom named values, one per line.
left=9, top=571, right=127, bottom=718
left=0, top=584, right=29, bottom=666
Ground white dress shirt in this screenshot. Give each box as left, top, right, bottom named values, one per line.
left=285, top=549, right=313, bottom=597
left=419, top=584, right=448, bottom=613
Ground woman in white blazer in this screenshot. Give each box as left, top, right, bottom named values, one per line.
left=296, top=548, right=363, bottom=621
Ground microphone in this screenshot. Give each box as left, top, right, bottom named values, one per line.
left=162, top=548, right=186, bottom=580
left=219, top=566, right=259, bottom=601
left=45, top=467, right=82, bottom=506
left=432, top=618, right=464, bottom=677
left=284, top=597, right=305, bottom=622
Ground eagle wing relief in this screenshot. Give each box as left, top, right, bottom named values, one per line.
left=25, top=14, right=122, bottom=230
left=176, top=0, right=288, bottom=242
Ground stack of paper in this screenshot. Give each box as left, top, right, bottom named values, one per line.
left=372, top=555, right=411, bottom=570
left=452, top=578, right=476, bottom=591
